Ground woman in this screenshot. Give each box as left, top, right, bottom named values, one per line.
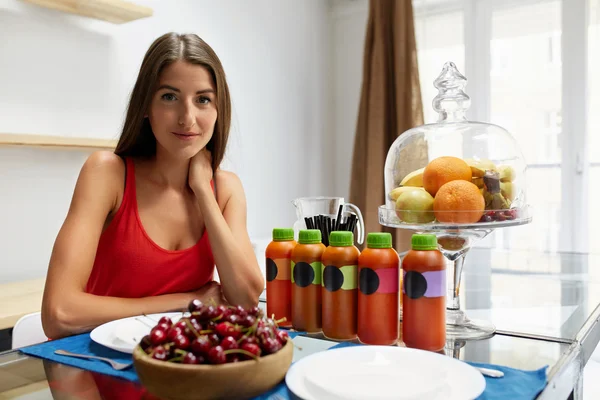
left=41, top=33, right=264, bottom=339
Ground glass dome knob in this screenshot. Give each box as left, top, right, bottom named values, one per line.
left=432, top=62, right=471, bottom=122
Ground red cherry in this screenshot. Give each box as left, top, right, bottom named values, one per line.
left=276, top=330, right=289, bottom=344
left=191, top=336, right=212, bottom=355
left=139, top=335, right=152, bottom=352
left=173, top=334, right=190, bottom=350
left=215, top=322, right=242, bottom=339
left=227, top=354, right=241, bottom=363
left=156, top=322, right=171, bottom=332
left=151, top=345, right=168, bottom=360
left=225, top=314, right=241, bottom=325
left=149, top=327, right=167, bottom=346
left=239, top=336, right=259, bottom=347
left=240, top=315, right=256, bottom=328
left=167, top=326, right=184, bottom=341
left=241, top=343, right=262, bottom=359
left=158, top=316, right=173, bottom=327
left=261, top=338, right=282, bottom=354
left=208, top=346, right=226, bottom=364
left=208, top=333, right=220, bottom=346
left=205, top=306, right=220, bottom=320
left=235, top=305, right=248, bottom=319
left=182, top=352, right=199, bottom=364
left=248, top=306, right=262, bottom=317
left=220, top=336, right=238, bottom=351
left=188, top=299, right=204, bottom=313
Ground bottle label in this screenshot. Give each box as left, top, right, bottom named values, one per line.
left=266, top=258, right=292, bottom=282
left=402, top=270, right=446, bottom=299
left=291, top=261, right=322, bottom=288
left=322, top=265, right=357, bottom=292
left=358, top=267, right=399, bottom=295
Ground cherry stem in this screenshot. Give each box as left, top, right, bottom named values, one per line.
left=223, top=349, right=259, bottom=361
left=184, top=320, right=201, bottom=338
left=169, top=356, right=184, bottom=363
left=174, top=349, right=187, bottom=355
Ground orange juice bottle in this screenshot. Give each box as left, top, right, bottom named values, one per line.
left=402, top=234, right=446, bottom=352
left=265, top=228, right=296, bottom=328
left=291, top=229, right=326, bottom=333
left=322, top=231, right=360, bottom=340
left=357, top=232, right=399, bottom=345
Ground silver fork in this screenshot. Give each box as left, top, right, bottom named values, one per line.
left=54, top=350, right=133, bottom=370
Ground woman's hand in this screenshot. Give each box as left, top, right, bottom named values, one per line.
left=189, top=281, right=229, bottom=306
left=188, top=149, right=213, bottom=195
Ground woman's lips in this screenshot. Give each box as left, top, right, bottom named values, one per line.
left=172, top=132, right=200, bottom=141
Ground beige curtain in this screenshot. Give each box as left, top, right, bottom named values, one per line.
left=349, top=0, right=424, bottom=252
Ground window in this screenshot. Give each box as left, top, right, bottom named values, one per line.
left=413, top=0, right=596, bottom=254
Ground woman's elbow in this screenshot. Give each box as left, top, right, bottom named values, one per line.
left=41, top=302, right=74, bottom=339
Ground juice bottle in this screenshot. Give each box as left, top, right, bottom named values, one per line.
left=265, top=228, right=296, bottom=328
left=291, top=229, right=326, bottom=333
left=402, top=233, right=446, bottom=352
left=357, top=232, right=399, bottom=345
left=321, top=231, right=360, bottom=340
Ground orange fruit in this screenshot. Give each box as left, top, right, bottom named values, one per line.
left=423, top=156, right=472, bottom=196
left=433, top=180, right=485, bottom=223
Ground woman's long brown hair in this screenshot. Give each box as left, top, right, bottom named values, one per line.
left=115, top=33, right=231, bottom=171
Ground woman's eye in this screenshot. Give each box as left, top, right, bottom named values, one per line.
left=161, top=93, right=177, bottom=101
left=197, top=96, right=211, bottom=104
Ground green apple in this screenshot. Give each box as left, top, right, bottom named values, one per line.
left=395, top=189, right=435, bottom=223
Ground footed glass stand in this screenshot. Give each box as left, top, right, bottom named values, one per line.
left=379, top=206, right=532, bottom=341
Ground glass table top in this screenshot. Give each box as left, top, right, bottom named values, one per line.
left=460, top=247, right=600, bottom=341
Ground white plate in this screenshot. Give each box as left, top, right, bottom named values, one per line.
left=90, top=312, right=182, bottom=354
left=286, top=345, right=485, bottom=400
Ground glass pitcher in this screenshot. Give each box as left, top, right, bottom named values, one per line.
left=292, top=197, right=365, bottom=245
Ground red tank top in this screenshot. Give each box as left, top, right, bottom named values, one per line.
left=85, top=157, right=215, bottom=297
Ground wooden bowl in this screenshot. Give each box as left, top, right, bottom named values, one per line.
left=133, top=340, right=293, bottom=400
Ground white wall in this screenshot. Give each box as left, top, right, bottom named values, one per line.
left=0, top=0, right=334, bottom=283
left=329, top=0, right=368, bottom=198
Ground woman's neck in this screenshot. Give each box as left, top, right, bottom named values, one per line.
left=144, top=149, right=191, bottom=191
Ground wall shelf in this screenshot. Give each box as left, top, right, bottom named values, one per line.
left=0, top=133, right=117, bottom=150
left=20, top=0, right=153, bottom=24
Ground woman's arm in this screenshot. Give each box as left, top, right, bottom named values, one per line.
left=42, top=152, right=221, bottom=339
left=189, top=151, right=264, bottom=308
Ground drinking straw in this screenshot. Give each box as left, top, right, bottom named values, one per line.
left=335, top=205, right=343, bottom=231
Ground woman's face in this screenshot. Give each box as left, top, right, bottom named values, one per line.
left=148, top=60, right=217, bottom=160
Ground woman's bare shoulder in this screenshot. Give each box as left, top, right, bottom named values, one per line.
left=214, top=170, right=245, bottom=207
left=76, top=151, right=125, bottom=207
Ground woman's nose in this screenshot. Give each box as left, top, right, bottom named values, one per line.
left=177, top=102, right=195, bottom=128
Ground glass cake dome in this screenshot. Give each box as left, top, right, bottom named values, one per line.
left=381, top=62, right=532, bottom=341
left=380, top=62, right=530, bottom=229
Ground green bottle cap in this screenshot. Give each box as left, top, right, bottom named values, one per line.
left=272, top=228, right=294, bottom=241
left=329, top=231, right=354, bottom=247
left=298, top=229, right=322, bottom=244
left=411, top=234, right=438, bottom=250
left=366, top=232, right=392, bottom=249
